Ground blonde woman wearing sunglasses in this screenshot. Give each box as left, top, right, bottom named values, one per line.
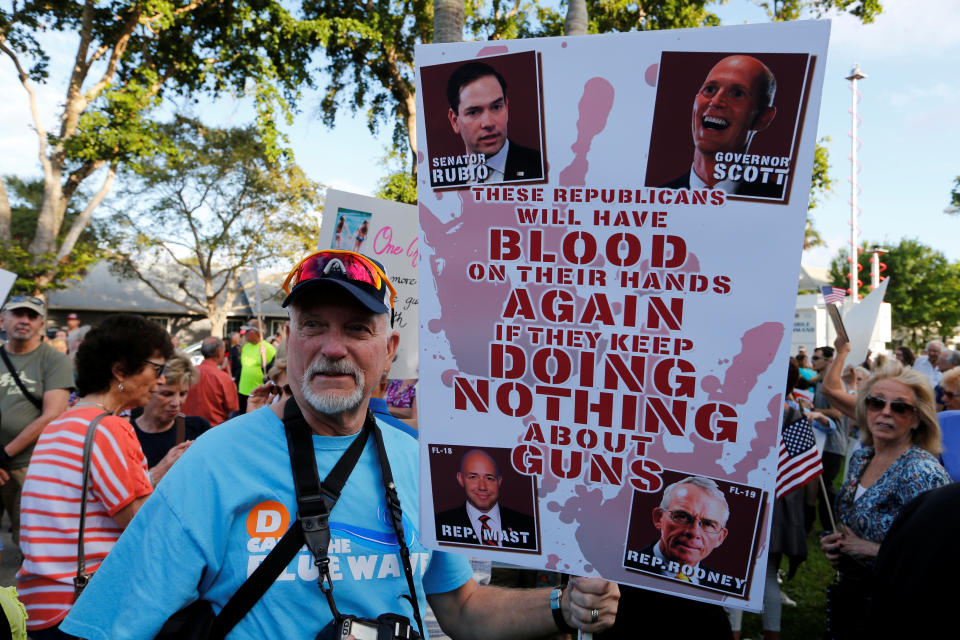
left=820, top=352, right=949, bottom=638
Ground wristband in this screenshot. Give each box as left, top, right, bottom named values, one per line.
left=0, top=448, right=11, bottom=469
left=550, top=586, right=577, bottom=633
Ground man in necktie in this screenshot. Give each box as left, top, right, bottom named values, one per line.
left=445, top=61, right=544, bottom=186
left=626, top=476, right=743, bottom=594
left=435, top=448, right=537, bottom=550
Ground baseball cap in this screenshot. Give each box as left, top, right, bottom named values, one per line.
left=239, top=319, right=263, bottom=332
left=67, top=312, right=79, bottom=320
left=2, top=295, right=45, bottom=316
left=281, top=250, right=397, bottom=317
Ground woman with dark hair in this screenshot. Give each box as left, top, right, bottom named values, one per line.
left=16, top=314, right=173, bottom=639
left=795, top=353, right=816, bottom=390
left=894, top=345, right=915, bottom=367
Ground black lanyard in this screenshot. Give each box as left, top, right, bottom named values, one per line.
left=282, top=399, right=425, bottom=639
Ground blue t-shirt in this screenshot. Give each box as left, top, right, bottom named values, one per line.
left=62, top=407, right=473, bottom=640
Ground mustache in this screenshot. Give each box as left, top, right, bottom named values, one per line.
left=304, top=357, right=361, bottom=382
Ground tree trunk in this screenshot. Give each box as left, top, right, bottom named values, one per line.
left=564, top=0, right=588, bottom=36
left=207, top=305, right=231, bottom=339
left=405, top=93, right=418, bottom=175
left=0, top=180, right=12, bottom=244
left=434, top=0, right=465, bottom=43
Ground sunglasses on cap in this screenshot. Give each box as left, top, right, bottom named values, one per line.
left=7, top=295, right=44, bottom=306
left=281, top=250, right=398, bottom=309
left=864, top=396, right=916, bottom=416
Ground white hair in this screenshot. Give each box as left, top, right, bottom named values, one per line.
left=300, top=357, right=365, bottom=415
left=659, top=476, right=730, bottom=524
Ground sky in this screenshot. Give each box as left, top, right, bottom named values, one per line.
left=2, top=0, right=958, bottom=270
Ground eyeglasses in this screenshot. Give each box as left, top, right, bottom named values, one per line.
left=142, top=359, right=166, bottom=378
left=811, top=355, right=823, bottom=361
left=663, top=509, right=724, bottom=534
left=281, top=250, right=397, bottom=309
left=943, top=391, right=958, bottom=401
left=864, top=396, right=915, bottom=415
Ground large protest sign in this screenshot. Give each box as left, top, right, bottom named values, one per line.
left=416, top=21, right=830, bottom=611
left=318, top=189, right=419, bottom=379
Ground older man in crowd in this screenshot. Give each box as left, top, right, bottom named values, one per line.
left=0, top=296, right=73, bottom=546
left=914, top=340, right=944, bottom=389
left=61, top=250, right=618, bottom=639
left=182, top=336, right=240, bottom=426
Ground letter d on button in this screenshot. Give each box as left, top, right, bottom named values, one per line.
left=246, top=500, right=291, bottom=538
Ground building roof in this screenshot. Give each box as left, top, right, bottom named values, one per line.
left=798, top=264, right=830, bottom=292
left=48, top=262, right=287, bottom=317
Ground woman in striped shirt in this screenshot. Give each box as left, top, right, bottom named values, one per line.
left=16, top=314, right=174, bottom=639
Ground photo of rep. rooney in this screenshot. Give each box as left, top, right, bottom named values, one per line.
left=419, top=51, right=546, bottom=189
left=430, top=444, right=540, bottom=552
left=622, top=471, right=765, bottom=598
left=644, top=51, right=815, bottom=203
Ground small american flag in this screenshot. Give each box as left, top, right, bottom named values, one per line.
left=821, top=286, right=846, bottom=304
left=777, top=415, right=823, bottom=499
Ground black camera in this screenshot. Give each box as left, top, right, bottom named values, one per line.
left=317, top=613, right=421, bottom=640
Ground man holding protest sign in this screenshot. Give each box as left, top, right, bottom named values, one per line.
left=61, top=250, right=618, bottom=639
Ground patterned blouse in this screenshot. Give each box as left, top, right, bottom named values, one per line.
left=836, top=445, right=950, bottom=550
left=385, top=379, right=417, bottom=409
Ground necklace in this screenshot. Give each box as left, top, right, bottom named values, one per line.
left=76, top=399, right=115, bottom=414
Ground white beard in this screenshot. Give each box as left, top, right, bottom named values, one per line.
left=300, top=357, right=366, bottom=415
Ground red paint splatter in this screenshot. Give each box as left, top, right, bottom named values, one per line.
left=701, top=322, right=785, bottom=406
left=559, top=78, right=615, bottom=186
left=644, top=63, right=659, bottom=87
left=734, top=393, right=782, bottom=475
left=555, top=484, right=635, bottom=576
left=477, top=46, right=509, bottom=57
left=440, top=369, right=460, bottom=387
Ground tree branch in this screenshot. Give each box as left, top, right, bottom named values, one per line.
left=57, top=162, right=117, bottom=262
left=111, top=253, right=208, bottom=316
left=0, top=39, right=53, bottom=176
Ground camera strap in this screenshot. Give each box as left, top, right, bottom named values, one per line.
left=283, top=399, right=425, bottom=640
left=283, top=398, right=370, bottom=621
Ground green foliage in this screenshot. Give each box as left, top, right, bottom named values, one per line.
left=804, top=138, right=833, bottom=249
left=757, top=0, right=882, bottom=22
left=946, top=176, right=960, bottom=215
left=829, top=239, right=960, bottom=347
left=108, top=117, right=322, bottom=324
left=0, top=176, right=109, bottom=295
left=1, top=0, right=332, bottom=290
left=304, top=1, right=429, bottom=162
left=377, top=171, right=418, bottom=204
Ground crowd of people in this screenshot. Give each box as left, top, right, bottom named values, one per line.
left=0, top=259, right=959, bottom=638
left=728, top=338, right=959, bottom=639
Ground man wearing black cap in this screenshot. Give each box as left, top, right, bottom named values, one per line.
left=62, top=250, right=619, bottom=639
left=0, top=296, right=73, bottom=546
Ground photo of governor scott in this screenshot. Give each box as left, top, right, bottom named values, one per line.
left=622, top=470, right=765, bottom=598
left=419, top=50, right=546, bottom=190
left=429, top=444, right=540, bottom=553
left=644, top=51, right=815, bottom=204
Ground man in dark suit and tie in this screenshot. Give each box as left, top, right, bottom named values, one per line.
left=661, top=55, right=784, bottom=199
left=446, top=61, right=544, bottom=185
left=624, top=476, right=744, bottom=595
left=436, top=448, right=537, bottom=550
